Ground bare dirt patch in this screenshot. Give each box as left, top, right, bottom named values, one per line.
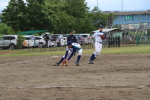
left=0, top=54, right=150, bottom=100
left=0, top=51, right=17, bottom=55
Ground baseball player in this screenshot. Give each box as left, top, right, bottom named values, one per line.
left=54, top=41, right=83, bottom=66
left=67, top=31, right=78, bottom=43
left=88, top=25, right=106, bottom=64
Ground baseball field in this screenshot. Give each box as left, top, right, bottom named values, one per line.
left=0, top=46, right=150, bottom=100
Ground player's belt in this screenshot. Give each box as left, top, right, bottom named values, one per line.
left=97, top=41, right=102, bottom=44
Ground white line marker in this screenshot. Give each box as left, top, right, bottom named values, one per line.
left=0, top=85, right=148, bottom=89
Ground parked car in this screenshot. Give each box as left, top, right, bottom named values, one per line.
left=75, top=35, right=84, bottom=44
left=35, top=36, right=46, bottom=48
left=60, top=37, right=67, bottom=46
left=0, top=35, right=18, bottom=50
left=50, top=35, right=61, bottom=47
left=22, top=35, right=38, bottom=47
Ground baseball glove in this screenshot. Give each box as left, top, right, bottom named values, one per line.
left=100, top=34, right=105, bottom=40
left=62, top=59, right=69, bottom=66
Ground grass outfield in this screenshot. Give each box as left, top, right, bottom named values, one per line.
left=0, top=45, right=150, bottom=56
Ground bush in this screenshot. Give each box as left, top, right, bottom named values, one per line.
left=0, top=23, right=14, bottom=35
left=16, top=35, right=25, bottom=49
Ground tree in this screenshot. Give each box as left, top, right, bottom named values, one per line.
left=90, top=7, right=108, bottom=28
left=1, top=0, right=116, bottom=34
left=0, top=23, right=14, bottom=35
left=1, top=0, right=26, bottom=32
left=26, top=0, right=50, bottom=31
left=45, top=0, right=76, bottom=34
left=1, top=0, right=18, bottom=32
left=75, top=17, right=95, bottom=33
left=107, top=13, right=117, bottom=28
left=64, top=0, right=90, bottom=33
left=16, top=0, right=28, bottom=31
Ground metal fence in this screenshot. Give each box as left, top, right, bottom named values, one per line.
left=0, top=36, right=150, bottom=52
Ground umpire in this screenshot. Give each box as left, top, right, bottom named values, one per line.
left=67, top=31, right=78, bottom=43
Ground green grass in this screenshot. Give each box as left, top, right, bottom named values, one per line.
left=0, top=45, right=150, bottom=57
left=101, top=46, right=150, bottom=54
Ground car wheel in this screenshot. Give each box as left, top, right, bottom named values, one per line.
left=9, top=44, right=15, bottom=50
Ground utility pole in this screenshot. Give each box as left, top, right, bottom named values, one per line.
left=122, top=0, right=123, bottom=12
left=97, top=0, right=98, bottom=12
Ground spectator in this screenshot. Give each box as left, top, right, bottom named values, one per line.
left=67, top=31, right=78, bottom=43
left=43, top=32, right=50, bottom=48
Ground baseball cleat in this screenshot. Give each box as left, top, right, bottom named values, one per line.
left=76, top=63, right=79, bottom=66
left=89, top=61, right=94, bottom=64
left=54, top=63, right=59, bottom=66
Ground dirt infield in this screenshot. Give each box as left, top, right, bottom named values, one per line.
left=0, top=54, right=150, bottom=100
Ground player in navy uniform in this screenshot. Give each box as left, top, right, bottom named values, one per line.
left=54, top=41, right=82, bottom=66
left=67, top=31, right=78, bottom=43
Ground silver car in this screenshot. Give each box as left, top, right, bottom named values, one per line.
left=0, top=35, right=18, bottom=50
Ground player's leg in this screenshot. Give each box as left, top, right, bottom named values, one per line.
left=93, top=43, right=102, bottom=57
left=76, top=49, right=83, bottom=66
left=54, top=55, right=65, bottom=66
left=89, top=42, right=97, bottom=64
left=66, top=50, right=73, bottom=60
left=54, top=50, right=72, bottom=66
left=89, top=42, right=102, bottom=64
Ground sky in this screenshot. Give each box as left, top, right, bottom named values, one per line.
left=0, top=0, right=150, bottom=13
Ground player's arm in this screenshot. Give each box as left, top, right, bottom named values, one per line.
left=88, top=35, right=94, bottom=39
left=88, top=33, right=95, bottom=39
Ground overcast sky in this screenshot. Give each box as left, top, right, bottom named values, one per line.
left=0, top=0, right=150, bottom=13
left=86, top=0, right=150, bottom=11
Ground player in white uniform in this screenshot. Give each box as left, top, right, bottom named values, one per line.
left=54, top=41, right=83, bottom=66
left=89, top=25, right=105, bottom=64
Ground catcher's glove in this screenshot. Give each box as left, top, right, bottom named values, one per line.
left=62, top=59, right=69, bottom=66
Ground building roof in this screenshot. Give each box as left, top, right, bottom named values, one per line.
left=92, top=28, right=123, bottom=33
left=102, top=10, right=150, bottom=15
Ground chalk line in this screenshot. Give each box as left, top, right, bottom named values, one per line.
left=0, top=85, right=148, bottom=89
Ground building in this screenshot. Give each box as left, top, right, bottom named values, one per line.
left=92, top=28, right=123, bottom=38
left=103, top=10, right=150, bottom=29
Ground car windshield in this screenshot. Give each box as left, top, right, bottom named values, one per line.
left=25, top=37, right=31, bottom=40
left=35, top=37, right=42, bottom=40
left=77, top=36, right=83, bottom=38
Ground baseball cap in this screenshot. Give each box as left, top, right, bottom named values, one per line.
left=70, top=31, right=73, bottom=33
left=67, top=41, right=73, bottom=46
left=99, top=25, right=104, bottom=28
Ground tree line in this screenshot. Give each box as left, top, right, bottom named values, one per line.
left=0, top=0, right=116, bottom=35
